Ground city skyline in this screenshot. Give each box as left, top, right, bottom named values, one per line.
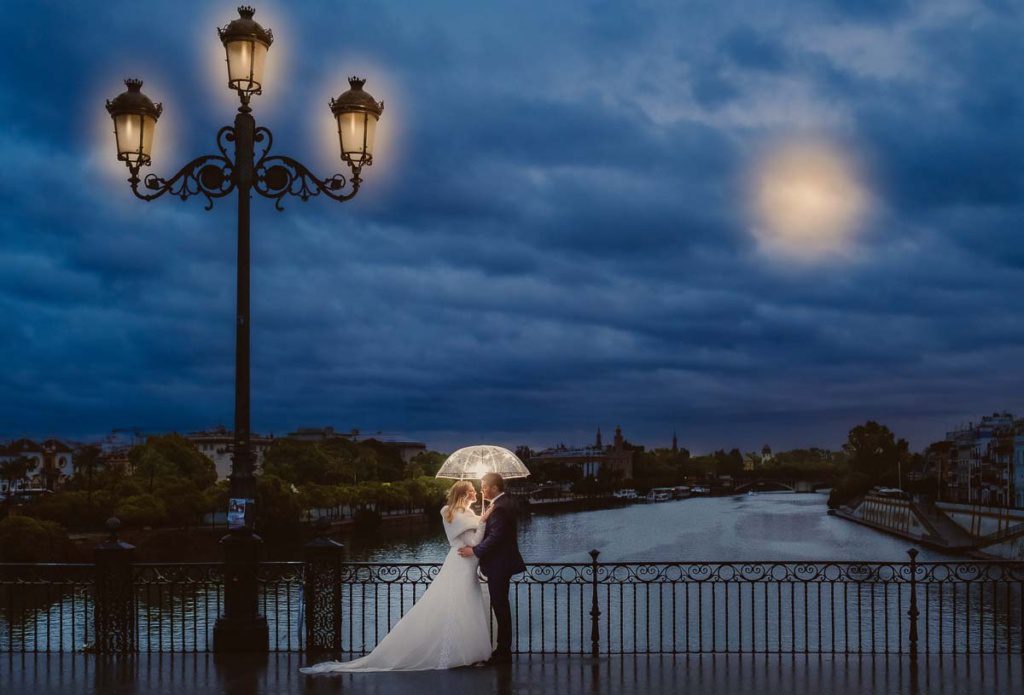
left=3, top=1, right=1023, bottom=456
left=5, top=408, right=1022, bottom=458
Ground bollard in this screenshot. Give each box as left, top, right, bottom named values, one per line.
left=304, top=518, right=345, bottom=653
left=94, top=517, right=136, bottom=654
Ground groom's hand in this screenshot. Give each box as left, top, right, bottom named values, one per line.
left=457, top=546, right=475, bottom=558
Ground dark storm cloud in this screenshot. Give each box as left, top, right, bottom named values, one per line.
left=1, top=0, right=1022, bottom=454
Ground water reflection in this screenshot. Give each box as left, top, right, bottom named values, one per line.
left=343, top=493, right=958, bottom=563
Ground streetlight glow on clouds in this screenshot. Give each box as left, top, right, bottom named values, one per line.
left=751, top=139, right=870, bottom=261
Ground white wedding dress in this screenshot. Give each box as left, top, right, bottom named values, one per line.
left=300, top=507, right=493, bottom=673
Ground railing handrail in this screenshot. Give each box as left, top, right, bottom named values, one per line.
left=298, top=559, right=1024, bottom=567
left=3, top=558, right=1023, bottom=569
left=130, top=560, right=302, bottom=567
left=0, top=562, right=96, bottom=568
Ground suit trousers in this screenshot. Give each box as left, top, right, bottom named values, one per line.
left=487, top=573, right=513, bottom=654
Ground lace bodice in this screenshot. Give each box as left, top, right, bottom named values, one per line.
left=440, top=508, right=486, bottom=548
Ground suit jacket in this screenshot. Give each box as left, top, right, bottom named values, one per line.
left=472, top=494, right=527, bottom=579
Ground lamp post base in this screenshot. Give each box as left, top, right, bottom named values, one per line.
left=213, top=615, right=269, bottom=652
left=214, top=529, right=269, bottom=652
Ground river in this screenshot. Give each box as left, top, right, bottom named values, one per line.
left=6, top=492, right=1014, bottom=655
left=340, top=492, right=959, bottom=563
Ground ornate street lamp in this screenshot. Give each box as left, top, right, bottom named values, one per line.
left=105, top=5, right=382, bottom=652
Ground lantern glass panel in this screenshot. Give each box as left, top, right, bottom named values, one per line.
left=225, top=40, right=268, bottom=93
left=337, top=111, right=378, bottom=164
left=114, top=113, right=157, bottom=165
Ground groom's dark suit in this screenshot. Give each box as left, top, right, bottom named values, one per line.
left=472, top=493, right=527, bottom=656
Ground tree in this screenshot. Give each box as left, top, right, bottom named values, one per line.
left=828, top=421, right=909, bottom=508
left=128, top=435, right=217, bottom=493
left=262, top=440, right=343, bottom=485
left=514, top=445, right=533, bottom=462
left=0, top=516, right=69, bottom=562
left=115, top=494, right=167, bottom=528
left=843, top=421, right=908, bottom=483
left=254, top=474, right=302, bottom=537
left=71, top=445, right=103, bottom=501
left=718, top=449, right=744, bottom=476
left=408, top=451, right=447, bottom=477
left=1, top=455, right=37, bottom=515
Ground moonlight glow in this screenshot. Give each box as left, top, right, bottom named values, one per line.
left=751, top=140, right=868, bottom=260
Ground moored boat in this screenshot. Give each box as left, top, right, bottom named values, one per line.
left=646, top=487, right=673, bottom=502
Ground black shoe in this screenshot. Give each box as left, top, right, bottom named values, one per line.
left=485, top=651, right=513, bottom=665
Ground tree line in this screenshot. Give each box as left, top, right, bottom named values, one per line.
left=0, top=434, right=456, bottom=561
left=0, top=420, right=924, bottom=561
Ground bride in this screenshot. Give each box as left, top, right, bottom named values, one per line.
left=301, top=481, right=494, bottom=673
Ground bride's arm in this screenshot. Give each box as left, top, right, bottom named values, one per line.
left=459, top=512, right=486, bottom=547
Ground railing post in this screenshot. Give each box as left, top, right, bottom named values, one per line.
left=589, top=549, right=600, bottom=657
left=304, top=519, right=344, bottom=653
left=907, top=547, right=920, bottom=662
left=93, top=517, right=136, bottom=654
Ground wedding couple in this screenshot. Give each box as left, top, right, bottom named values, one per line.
left=300, top=472, right=526, bottom=673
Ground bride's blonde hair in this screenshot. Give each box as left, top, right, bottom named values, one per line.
left=443, top=481, right=475, bottom=522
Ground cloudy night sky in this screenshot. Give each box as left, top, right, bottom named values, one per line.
left=1, top=0, right=1022, bottom=454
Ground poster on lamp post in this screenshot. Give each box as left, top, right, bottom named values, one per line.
left=227, top=498, right=252, bottom=530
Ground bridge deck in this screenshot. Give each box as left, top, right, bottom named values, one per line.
left=4, top=653, right=1020, bottom=695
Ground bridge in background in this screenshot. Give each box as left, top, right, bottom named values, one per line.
left=732, top=479, right=830, bottom=493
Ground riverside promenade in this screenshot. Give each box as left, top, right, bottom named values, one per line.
left=4, top=653, right=1022, bottom=695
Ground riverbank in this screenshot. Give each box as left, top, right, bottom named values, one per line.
left=62, top=491, right=967, bottom=564
left=833, top=495, right=1024, bottom=561
left=66, top=508, right=434, bottom=562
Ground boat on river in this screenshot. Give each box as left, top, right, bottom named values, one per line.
left=646, top=487, right=673, bottom=502
left=612, top=488, right=639, bottom=501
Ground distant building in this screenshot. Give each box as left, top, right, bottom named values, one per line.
left=743, top=453, right=759, bottom=471
left=283, top=426, right=427, bottom=464
left=531, top=425, right=635, bottom=480
left=0, top=438, right=74, bottom=493
left=943, top=412, right=1017, bottom=507
left=356, top=432, right=428, bottom=463
left=1015, top=430, right=1024, bottom=509
left=285, top=426, right=351, bottom=442
left=187, top=426, right=274, bottom=480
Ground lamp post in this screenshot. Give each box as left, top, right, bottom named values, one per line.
left=105, top=5, right=382, bottom=651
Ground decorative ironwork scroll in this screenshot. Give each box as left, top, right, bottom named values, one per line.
left=127, top=126, right=237, bottom=210
left=253, top=128, right=360, bottom=210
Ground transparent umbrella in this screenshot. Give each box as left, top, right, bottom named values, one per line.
left=435, top=445, right=530, bottom=512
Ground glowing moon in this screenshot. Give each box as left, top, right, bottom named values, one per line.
left=751, top=140, right=868, bottom=259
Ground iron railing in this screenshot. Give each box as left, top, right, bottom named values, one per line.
left=0, top=563, right=94, bottom=653
left=2, top=551, right=1022, bottom=656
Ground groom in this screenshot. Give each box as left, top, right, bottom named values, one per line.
left=457, top=472, right=526, bottom=664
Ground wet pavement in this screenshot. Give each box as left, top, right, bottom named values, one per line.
left=2, top=653, right=1021, bottom=695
